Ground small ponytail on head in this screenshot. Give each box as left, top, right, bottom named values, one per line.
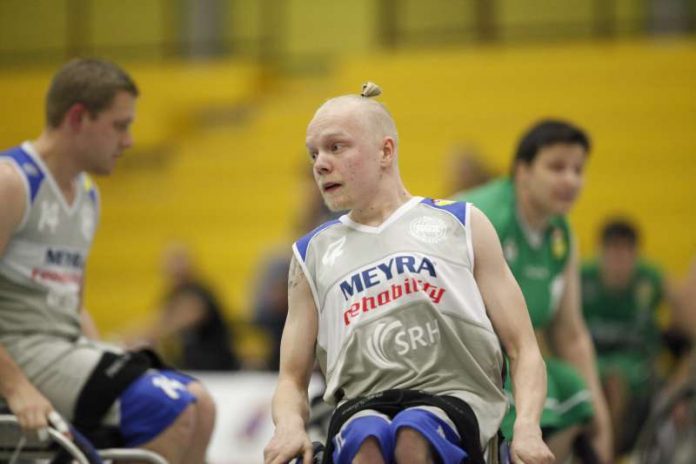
left=360, top=82, right=381, bottom=98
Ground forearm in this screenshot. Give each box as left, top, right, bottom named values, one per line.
left=510, top=345, right=547, bottom=429
left=0, top=343, right=56, bottom=430
left=0, top=345, right=30, bottom=397
left=272, top=376, right=310, bottom=429
left=80, top=308, right=100, bottom=339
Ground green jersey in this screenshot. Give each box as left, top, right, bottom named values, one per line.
left=454, top=178, right=592, bottom=436
left=581, top=260, right=664, bottom=356
left=454, top=178, right=572, bottom=329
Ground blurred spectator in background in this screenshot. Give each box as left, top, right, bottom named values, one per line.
left=632, top=258, right=696, bottom=464
left=252, top=167, right=337, bottom=370
left=251, top=249, right=290, bottom=371
left=453, top=120, right=613, bottom=463
left=134, top=243, right=240, bottom=371
left=444, top=143, right=494, bottom=195
left=581, top=218, right=666, bottom=454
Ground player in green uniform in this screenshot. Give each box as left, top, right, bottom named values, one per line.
left=581, top=219, right=664, bottom=452
left=453, top=120, right=612, bottom=463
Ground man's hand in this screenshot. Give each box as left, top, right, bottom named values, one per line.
left=5, top=378, right=54, bottom=433
left=264, top=418, right=313, bottom=464
left=510, top=423, right=554, bottom=464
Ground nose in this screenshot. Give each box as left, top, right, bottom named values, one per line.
left=313, top=150, right=332, bottom=176
left=561, top=167, right=581, bottom=188
left=122, top=131, right=134, bottom=149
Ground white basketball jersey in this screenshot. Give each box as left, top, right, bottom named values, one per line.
left=294, top=197, right=507, bottom=445
left=0, top=142, right=99, bottom=344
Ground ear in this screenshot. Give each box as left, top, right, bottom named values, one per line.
left=513, top=160, right=529, bottom=181
left=64, top=103, right=89, bottom=130
left=379, top=137, right=396, bottom=167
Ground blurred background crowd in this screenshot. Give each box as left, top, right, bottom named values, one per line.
left=1, top=0, right=695, bottom=461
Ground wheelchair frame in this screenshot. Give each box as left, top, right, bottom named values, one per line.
left=0, top=414, right=168, bottom=464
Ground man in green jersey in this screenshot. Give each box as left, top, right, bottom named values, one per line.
left=453, top=120, right=612, bottom=463
left=582, top=218, right=665, bottom=452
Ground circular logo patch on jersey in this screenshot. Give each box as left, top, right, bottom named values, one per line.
left=409, top=216, right=447, bottom=244
left=552, top=227, right=567, bottom=259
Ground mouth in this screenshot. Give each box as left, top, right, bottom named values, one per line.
left=322, top=182, right=342, bottom=193
left=558, top=192, right=578, bottom=203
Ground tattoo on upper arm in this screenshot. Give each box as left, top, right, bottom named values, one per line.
left=288, top=256, right=304, bottom=289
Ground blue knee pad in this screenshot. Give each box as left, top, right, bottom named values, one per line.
left=119, top=370, right=196, bottom=446
left=332, top=414, right=394, bottom=464
left=392, top=408, right=467, bottom=464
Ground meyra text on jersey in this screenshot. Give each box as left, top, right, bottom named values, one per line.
left=340, top=255, right=446, bottom=326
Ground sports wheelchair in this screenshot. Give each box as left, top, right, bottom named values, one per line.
left=0, top=413, right=167, bottom=464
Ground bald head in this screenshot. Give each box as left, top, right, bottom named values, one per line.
left=305, top=84, right=409, bottom=214
left=310, top=94, right=399, bottom=150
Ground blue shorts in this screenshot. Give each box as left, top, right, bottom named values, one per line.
left=332, top=407, right=467, bottom=464
left=119, top=370, right=196, bottom=446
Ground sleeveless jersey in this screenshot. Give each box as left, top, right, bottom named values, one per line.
left=454, top=179, right=572, bottom=329
left=0, top=142, right=100, bottom=370
left=581, top=259, right=664, bottom=354
left=294, top=197, right=506, bottom=445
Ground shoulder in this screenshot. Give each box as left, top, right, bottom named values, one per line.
left=580, top=260, right=599, bottom=278
left=452, top=178, right=512, bottom=206
left=467, top=204, right=502, bottom=250
left=418, top=198, right=470, bottom=226
left=580, top=259, right=599, bottom=273
left=636, top=259, right=665, bottom=285
left=0, top=161, right=27, bottom=207
left=0, top=161, right=25, bottom=192
left=0, top=160, right=29, bottom=239
left=0, top=145, right=45, bottom=203
left=634, top=260, right=665, bottom=303
left=293, top=218, right=342, bottom=263
left=0, top=145, right=32, bottom=190
left=452, top=178, right=514, bottom=233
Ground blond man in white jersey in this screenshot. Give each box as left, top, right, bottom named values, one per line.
left=264, top=84, right=554, bottom=464
left=0, top=59, right=215, bottom=464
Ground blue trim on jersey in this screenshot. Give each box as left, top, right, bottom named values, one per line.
left=295, top=219, right=341, bottom=262
left=86, top=183, right=99, bottom=217
left=0, top=146, right=45, bottom=203
left=421, top=198, right=468, bottom=226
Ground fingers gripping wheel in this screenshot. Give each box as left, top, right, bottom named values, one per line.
left=289, top=441, right=325, bottom=464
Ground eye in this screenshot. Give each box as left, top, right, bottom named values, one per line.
left=114, top=121, right=130, bottom=132
left=330, top=143, right=343, bottom=153
left=548, top=161, right=565, bottom=172
left=308, top=150, right=318, bottom=161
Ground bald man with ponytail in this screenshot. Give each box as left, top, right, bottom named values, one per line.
left=264, top=84, right=553, bottom=464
